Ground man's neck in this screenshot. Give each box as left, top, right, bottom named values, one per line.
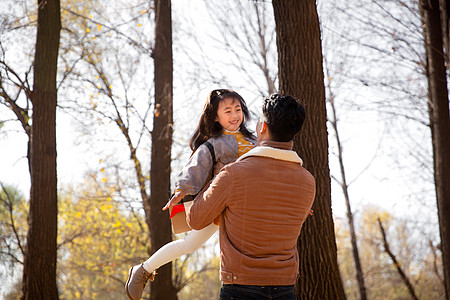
left=258, top=140, right=294, bottom=150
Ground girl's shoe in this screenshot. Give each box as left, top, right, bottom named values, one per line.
left=125, top=264, right=156, bottom=300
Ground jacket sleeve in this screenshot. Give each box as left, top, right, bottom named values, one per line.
left=186, top=167, right=232, bottom=230
left=174, top=143, right=214, bottom=196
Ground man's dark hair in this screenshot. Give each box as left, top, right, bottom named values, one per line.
left=262, top=93, right=306, bottom=142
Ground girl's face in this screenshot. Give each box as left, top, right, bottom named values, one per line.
left=215, top=97, right=243, bottom=132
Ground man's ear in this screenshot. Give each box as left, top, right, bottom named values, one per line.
left=259, top=121, right=268, bottom=134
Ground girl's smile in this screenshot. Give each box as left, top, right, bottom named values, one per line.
left=215, top=97, right=243, bottom=132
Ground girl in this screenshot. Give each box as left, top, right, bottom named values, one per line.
left=125, top=89, right=256, bottom=300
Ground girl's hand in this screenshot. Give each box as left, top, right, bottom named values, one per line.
left=162, top=191, right=183, bottom=211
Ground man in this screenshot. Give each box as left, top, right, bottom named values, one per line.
left=186, top=93, right=316, bottom=299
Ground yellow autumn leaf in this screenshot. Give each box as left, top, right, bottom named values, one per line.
left=85, top=28, right=90, bottom=33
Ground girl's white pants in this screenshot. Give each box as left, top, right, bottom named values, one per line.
left=142, top=222, right=218, bottom=273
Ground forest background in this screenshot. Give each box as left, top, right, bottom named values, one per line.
left=0, top=0, right=447, bottom=299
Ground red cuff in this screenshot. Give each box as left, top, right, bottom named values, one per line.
left=170, top=204, right=186, bottom=219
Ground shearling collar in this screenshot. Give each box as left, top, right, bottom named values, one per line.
left=237, top=140, right=302, bottom=165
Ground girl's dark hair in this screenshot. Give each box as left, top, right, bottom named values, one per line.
left=189, top=89, right=254, bottom=152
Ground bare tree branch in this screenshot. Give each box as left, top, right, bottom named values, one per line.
left=0, top=183, right=25, bottom=258
left=377, top=217, right=419, bottom=300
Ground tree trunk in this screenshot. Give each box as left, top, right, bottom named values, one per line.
left=149, top=0, right=176, bottom=299
left=419, top=0, right=450, bottom=298
left=272, top=0, right=345, bottom=299
left=21, top=0, right=61, bottom=299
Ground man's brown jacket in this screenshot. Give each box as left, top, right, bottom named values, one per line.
left=186, top=140, right=316, bottom=286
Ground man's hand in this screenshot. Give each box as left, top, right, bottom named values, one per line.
left=162, top=190, right=183, bottom=211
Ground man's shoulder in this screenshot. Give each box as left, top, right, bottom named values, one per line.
left=225, top=155, right=267, bottom=172
left=300, top=166, right=316, bottom=185
left=232, top=155, right=314, bottom=178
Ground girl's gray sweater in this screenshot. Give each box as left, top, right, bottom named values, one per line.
left=174, top=133, right=255, bottom=196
